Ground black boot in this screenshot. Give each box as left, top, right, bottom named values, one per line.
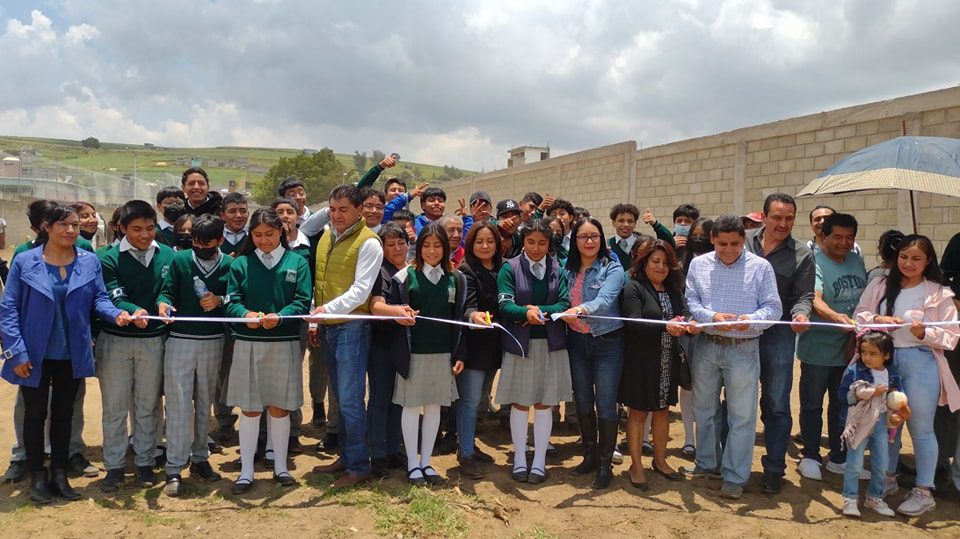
left=573, top=411, right=598, bottom=475
left=50, top=468, right=81, bottom=501
left=29, top=469, right=52, bottom=504
left=593, top=419, right=618, bottom=489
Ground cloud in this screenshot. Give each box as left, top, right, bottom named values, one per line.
left=1, top=1, right=959, bottom=172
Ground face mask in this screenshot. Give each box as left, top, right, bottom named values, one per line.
left=689, top=237, right=712, bottom=255
left=194, top=245, right=220, bottom=260
left=175, top=234, right=193, bottom=250
left=674, top=224, right=691, bottom=237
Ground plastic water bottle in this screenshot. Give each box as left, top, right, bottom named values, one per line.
left=193, top=276, right=209, bottom=299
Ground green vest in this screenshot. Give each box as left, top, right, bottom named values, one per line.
left=314, top=218, right=381, bottom=324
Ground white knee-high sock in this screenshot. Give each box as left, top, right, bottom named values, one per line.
left=419, top=405, right=441, bottom=473
left=642, top=413, right=652, bottom=444
left=532, top=408, right=553, bottom=472
left=679, top=389, right=695, bottom=447
left=265, top=413, right=273, bottom=454
left=268, top=414, right=291, bottom=475
left=401, top=407, right=422, bottom=478
left=238, top=414, right=260, bottom=481
left=510, top=407, right=529, bottom=471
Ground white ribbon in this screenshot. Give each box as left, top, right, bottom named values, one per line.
left=550, top=312, right=960, bottom=331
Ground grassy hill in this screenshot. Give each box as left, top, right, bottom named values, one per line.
left=0, top=136, right=474, bottom=192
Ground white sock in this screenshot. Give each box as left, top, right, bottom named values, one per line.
left=679, top=389, right=695, bottom=447
left=419, top=405, right=441, bottom=474
left=268, top=414, right=291, bottom=475
left=401, top=407, right=423, bottom=479
left=238, top=414, right=260, bottom=482
left=532, top=408, right=552, bottom=472
left=264, top=414, right=274, bottom=457
left=510, top=407, right=529, bottom=471
left=642, top=413, right=652, bottom=444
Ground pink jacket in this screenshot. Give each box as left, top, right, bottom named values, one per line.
left=854, top=277, right=960, bottom=411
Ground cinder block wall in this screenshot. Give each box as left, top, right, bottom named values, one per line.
left=440, top=86, right=960, bottom=268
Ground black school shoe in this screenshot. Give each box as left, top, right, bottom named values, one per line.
left=135, top=465, right=158, bottom=488
left=190, top=461, right=222, bottom=482
left=101, top=469, right=124, bottom=492
left=370, top=458, right=390, bottom=480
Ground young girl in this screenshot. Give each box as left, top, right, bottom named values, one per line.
left=387, top=223, right=466, bottom=486
left=172, top=214, right=193, bottom=251
left=224, top=209, right=312, bottom=493
left=271, top=197, right=311, bottom=260
left=496, top=219, right=572, bottom=484
left=837, top=331, right=902, bottom=518
left=71, top=201, right=101, bottom=247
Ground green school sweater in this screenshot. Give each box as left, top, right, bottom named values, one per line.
left=497, top=261, right=570, bottom=339
left=156, top=225, right=175, bottom=247
left=409, top=270, right=454, bottom=354
left=224, top=249, right=312, bottom=341
left=12, top=237, right=94, bottom=262
left=157, top=250, right=234, bottom=338
left=220, top=232, right=247, bottom=255
left=99, top=243, right=175, bottom=338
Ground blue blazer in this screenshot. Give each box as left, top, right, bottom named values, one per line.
left=0, top=245, right=122, bottom=387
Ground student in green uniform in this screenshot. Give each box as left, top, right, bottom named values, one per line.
left=97, top=200, right=175, bottom=493
left=172, top=214, right=193, bottom=251
left=271, top=197, right=310, bottom=260
left=12, top=200, right=94, bottom=262
left=155, top=187, right=186, bottom=247
left=387, top=223, right=466, bottom=486
left=219, top=192, right=249, bottom=257
left=157, top=214, right=233, bottom=497
left=224, top=209, right=312, bottom=494
left=608, top=203, right=642, bottom=270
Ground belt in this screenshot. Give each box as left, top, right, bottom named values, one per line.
left=704, top=333, right=757, bottom=347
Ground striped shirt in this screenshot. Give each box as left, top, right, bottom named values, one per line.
left=685, top=250, right=783, bottom=338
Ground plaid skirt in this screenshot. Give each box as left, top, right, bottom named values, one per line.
left=495, top=339, right=572, bottom=407
left=392, top=353, right=459, bottom=407
left=224, top=339, right=303, bottom=411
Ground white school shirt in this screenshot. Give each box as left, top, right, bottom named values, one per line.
left=254, top=245, right=285, bottom=270
left=119, top=237, right=159, bottom=267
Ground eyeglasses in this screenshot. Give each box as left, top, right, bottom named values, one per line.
left=576, top=234, right=602, bottom=243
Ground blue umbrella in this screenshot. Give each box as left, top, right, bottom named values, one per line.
left=796, top=136, right=960, bottom=232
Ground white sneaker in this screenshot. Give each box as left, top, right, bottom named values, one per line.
left=864, top=496, right=895, bottom=517
left=824, top=460, right=845, bottom=475
left=897, top=488, right=936, bottom=516
left=842, top=497, right=861, bottom=518
left=798, top=458, right=823, bottom=480
left=611, top=449, right=623, bottom=465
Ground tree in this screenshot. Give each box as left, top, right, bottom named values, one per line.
left=353, top=151, right=368, bottom=172
left=442, top=165, right=465, bottom=180
left=81, top=137, right=100, bottom=149
left=371, top=149, right=385, bottom=164
left=252, top=147, right=346, bottom=205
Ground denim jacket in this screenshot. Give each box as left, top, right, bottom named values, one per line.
left=564, top=255, right=626, bottom=337
left=837, top=361, right=903, bottom=426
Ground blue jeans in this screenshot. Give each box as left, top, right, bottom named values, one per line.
left=889, top=347, right=940, bottom=488
left=367, top=342, right=401, bottom=460
left=322, top=320, right=371, bottom=475
left=758, top=324, right=796, bottom=476
left=567, top=330, right=623, bottom=422
left=843, top=413, right=889, bottom=499
left=456, top=368, right=490, bottom=458
left=799, top=362, right=846, bottom=465
left=692, top=335, right=760, bottom=486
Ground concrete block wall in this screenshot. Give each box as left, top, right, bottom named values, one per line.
left=451, top=86, right=960, bottom=268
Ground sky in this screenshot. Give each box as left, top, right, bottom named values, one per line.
left=1, top=0, right=958, bottom=171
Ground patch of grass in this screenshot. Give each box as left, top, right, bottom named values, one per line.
left=12, top=501, right=38, bottom=514
left=520, top=526, right=559, bottom=539
left=139, top=486, right=162, bottom=501
left=138, top=512, right=183, bottom=528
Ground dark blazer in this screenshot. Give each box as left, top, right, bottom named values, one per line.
left=0, top=246, right=122, bottom=387
left=460, top=260, right=503, bottom=371
left=386, top=266, right=469, bottom=378
left=619, top=277, right=689, bottom=366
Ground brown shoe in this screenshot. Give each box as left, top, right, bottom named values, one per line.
left=313, top=460, right=346, bottom=474
left=458, top=455, right=484, bottom=479
left=330, top=472, right=369, bottom=489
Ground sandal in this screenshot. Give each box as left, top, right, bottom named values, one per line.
left=626, top=470, right=649, bottom=491
left=407, top=467, right=426, bottom=486
left=232, top=477, right=253, bottom=495
left=273, top=472, right=297, bottom=487
left=421, top=466, right=446, bottom=486
left=651, top=465, right=683, bottom=482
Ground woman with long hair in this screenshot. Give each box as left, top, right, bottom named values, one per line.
left=854, top=234, right=959, bottom=516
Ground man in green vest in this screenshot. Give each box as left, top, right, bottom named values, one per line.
left=310, top=184, right=384, bottom=488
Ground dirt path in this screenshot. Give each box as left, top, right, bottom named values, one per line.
left=0, top=363, right=957, bottom=538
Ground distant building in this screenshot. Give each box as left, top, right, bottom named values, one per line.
left=302, top=148, right=318, bottom=155
left=508, top=145, right=550, bottom=168
left=143, top=143, right=155, bottom=149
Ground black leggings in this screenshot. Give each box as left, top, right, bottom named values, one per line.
left=21, top=361, right=81, bottom=472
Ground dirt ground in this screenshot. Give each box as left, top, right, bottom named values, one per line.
left=0, top=362, right=957, bottom=539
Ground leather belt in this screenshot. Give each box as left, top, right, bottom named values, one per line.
left=704, top=333, right=757, bottom=347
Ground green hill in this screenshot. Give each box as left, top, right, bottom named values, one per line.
left=0, top=136, right=475, bottom=193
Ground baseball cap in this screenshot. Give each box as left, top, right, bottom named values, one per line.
left=743, top=211, right=763, bottom=223
left=496, top=199, right=521, bottom=218
left=469, top=191, right=492, bottom=207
